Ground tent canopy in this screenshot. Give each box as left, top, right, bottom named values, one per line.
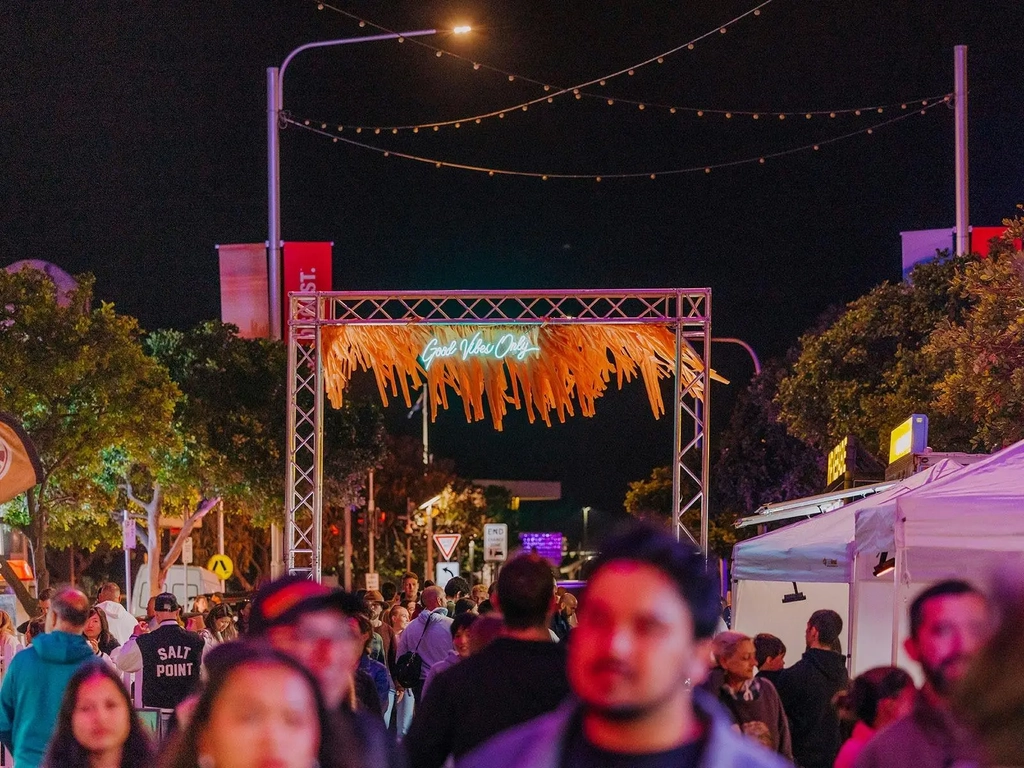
left=732, top=459, right=962, bottom=584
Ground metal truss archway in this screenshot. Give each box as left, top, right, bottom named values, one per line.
left=286, top=289, right=712, bottom=581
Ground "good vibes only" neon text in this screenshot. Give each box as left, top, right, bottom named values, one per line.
left=421, top=332, right=541, bottom=369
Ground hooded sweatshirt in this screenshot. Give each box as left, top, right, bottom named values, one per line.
left=0, top=631, right=95, bottom=768
left=774, top=648, right=850, bottom=768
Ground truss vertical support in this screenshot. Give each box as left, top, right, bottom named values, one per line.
left=285, top=294, right=323, bottom=581
left=672, top=307, right=685, bottom=545
left=700, top=292, right=712, bottom=556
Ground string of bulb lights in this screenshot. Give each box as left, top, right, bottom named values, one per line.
left=285, top=93, right=951, bottom=181
left=303, top=93, right=955, bottom=137
left=307, top=0, right=950, bottom=136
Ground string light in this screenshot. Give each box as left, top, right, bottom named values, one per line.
left=307, top=0, right=775, bottom=133
left=283, top=95, right=950, bottom=181
left=304, top=0, right=944, bottom=139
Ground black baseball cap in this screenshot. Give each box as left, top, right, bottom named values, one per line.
left=248, top=575, right=363, bottom=635
left=153, top=593, right=180, bottom=612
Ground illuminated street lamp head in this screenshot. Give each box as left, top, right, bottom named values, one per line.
left=453, top=25, right=472, bottom=34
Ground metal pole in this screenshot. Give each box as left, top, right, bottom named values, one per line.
left=267, top=67, right=283, bottom=340
left=217, top=505, right=225, bottom=591
left=582, top=507, right=589, bottom=550
left=123, top=511, right=132, bottom=611
left=368, top=469, right=375, bottom=574
left=422, top=388, right=429, bottom=470
left=425, top=503, right=434, bottom=581
left=712, top=337, right=761, bottom=376
left=468, top=540, right=475, bottom=586
left=284, top=303, right=298, bottom=576
left=954, top=45, right=969, bottom=255
left=344, top=506, right=352, bottom=591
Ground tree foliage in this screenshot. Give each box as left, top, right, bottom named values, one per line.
left=714, top=362, right=824, bottom=520
left=775, top=255, right=975, bottom=458
left=925, top=220, right=1024, bottom=449
left=623, top=465, right=738, bottom=558
left=0, top=269, right=178, bottom=594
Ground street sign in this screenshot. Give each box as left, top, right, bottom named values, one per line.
left=123, top=516, right=136, bottom=550
left=483, top=523, right=508, bottom=562
left=435, top=562, right=460, bottom=589
left=207, top=554, right=234, bottom=580
left=364, top=572, right=380, bottom=591
left=181, top=537, right=193, bottom=565
left=433, top=533, right=461, bottom=561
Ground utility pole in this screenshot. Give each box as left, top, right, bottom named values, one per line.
left=954, top=45, right=969, bottom=255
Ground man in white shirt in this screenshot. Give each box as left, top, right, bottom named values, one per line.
left=94, top=582, right=138, bottom=645
left=395, top=585, right=453, bottom=702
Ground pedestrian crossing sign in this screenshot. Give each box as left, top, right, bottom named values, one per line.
left=207, top=554, right=234, bottom=581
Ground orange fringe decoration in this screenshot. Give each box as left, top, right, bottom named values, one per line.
left=321, top=324, right=723, bottom=431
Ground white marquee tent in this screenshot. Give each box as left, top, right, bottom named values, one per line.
left=732, top=440, right=1024, bottom=676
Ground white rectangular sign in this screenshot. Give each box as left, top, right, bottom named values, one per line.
left=435, top=562, right=461, bottom=589
left=483, top=523, right=508, bottom=562
left=181, top=536, right=193, bottom=565
left=364, top=572, right=380, bottom=592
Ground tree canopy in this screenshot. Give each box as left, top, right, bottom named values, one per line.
left=0, top=269, right=178, bottom=594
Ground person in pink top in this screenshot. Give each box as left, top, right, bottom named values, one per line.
left=834, top=666, right=915, bottom=768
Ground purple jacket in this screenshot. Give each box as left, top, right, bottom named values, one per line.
left=456, top=688, right=792, bottom=768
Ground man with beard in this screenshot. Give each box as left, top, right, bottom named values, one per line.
left=856, top=580, right=991, bottom=768
left=458, top=525, right=788, bottom=768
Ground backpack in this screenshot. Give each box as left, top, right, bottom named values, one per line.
left=394, top=613, right=436, bottom=688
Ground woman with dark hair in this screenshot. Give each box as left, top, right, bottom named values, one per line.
left=83, top=607, right=120, bottom=657
left=833, top=666, right=914, bottom=768
left=205, top=603, right=238, bottom=644
left=42, top=660, right=153, bottom=768
left=158, top=641, right=354, bottom=768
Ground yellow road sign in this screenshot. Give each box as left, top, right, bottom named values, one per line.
left=207, top=554, right=234, bottom=581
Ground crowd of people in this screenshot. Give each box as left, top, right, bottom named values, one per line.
left=0, top=525, right=1020, bottom=768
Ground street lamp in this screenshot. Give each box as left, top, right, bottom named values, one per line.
left=267, top=28, right=445, bottom=339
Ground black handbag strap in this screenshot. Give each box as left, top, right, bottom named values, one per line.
left=410, top=611, right=437, bottom=654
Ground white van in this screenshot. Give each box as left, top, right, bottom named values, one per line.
left=129, top=565, right=221, bottom=617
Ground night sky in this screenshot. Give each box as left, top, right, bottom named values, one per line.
left=3, top=1, right=1021, bottom=517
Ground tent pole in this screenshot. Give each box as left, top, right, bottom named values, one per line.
left=847, top=552, right=859, bottom=675
left=890, top=545, right=903, bottom=665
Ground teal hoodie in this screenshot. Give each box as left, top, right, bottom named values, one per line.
left=0, top=630, right=95, bottom=768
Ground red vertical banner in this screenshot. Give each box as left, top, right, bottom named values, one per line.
left=970, top=226, right=1009, bottom=257
left=283, top=242, right=333, bottom=327
left=217, top=244, right=270, bottom=339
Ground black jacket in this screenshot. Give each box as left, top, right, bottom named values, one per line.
left=402, top=637, right=570, bottom=768
left=773, top=648, right=849, bottom=768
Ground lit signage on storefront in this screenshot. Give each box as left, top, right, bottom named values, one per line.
left=421, top=331, right=541, bottom=369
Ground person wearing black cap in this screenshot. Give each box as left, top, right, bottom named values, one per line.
left=115, top=592, right=204, bottom=710
left=249, top=575, right=403, bottom=768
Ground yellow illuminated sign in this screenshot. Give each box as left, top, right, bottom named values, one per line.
left=888, top=414, right=929, bottom=464
left=827, top=437, right=849, bottom=486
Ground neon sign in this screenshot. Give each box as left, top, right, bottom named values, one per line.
left=421, top=331, right=541, bottom=369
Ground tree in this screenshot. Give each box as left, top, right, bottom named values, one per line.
left=623, top=466, right=738, bottom=558
left=776, top=255, right=975, bottom=458
left=0, top=269, right=178, bottom=604
left=115, top=322, right=290, bottom=596
left=714, top=361, right=824, bottom=523
left=925, top=220, right=1024, bottom=449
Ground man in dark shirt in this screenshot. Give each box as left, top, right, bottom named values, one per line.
left=774, top=609, right=850, bottom=768
left=403, top=552, right=571, bottom=768
left=115, top=592, right=204, bottom=710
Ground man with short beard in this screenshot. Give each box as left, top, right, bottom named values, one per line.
left=856, top=579, right=991, bottom=768
left=458, top=526, right=788, bottom=768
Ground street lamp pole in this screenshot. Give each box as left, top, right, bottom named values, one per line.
left=267, top=30, right=437, bottom=340
left=712, top=338, right=762, bottom=376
